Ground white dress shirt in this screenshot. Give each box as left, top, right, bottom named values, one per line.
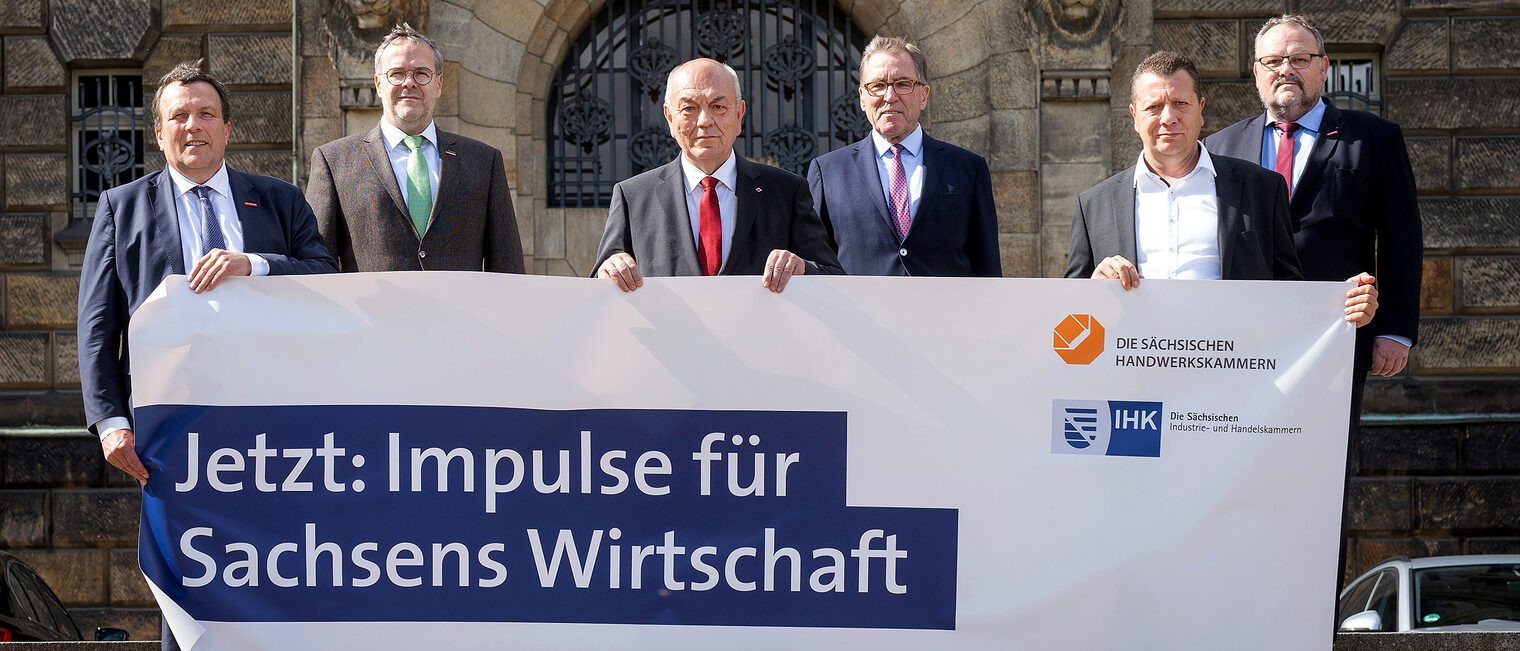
left=1132, top=143, right=1222, bottom=280
left=97, top=162, right=270, bottom=439
left=680, top=151, right=738, bottom=264
left=165, top=163, right=268, bottom=277
left=871, top=124, right=925, bottom=222
left=379, top=119, right=442, bottom=210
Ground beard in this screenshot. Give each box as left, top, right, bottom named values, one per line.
left=1263, top=80, right=1320, bottom=122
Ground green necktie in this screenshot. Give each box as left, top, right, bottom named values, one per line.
left=402, top=135, right=432, bottom=236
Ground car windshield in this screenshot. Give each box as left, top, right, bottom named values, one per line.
left=1413, top=563, right=1520, bottom=629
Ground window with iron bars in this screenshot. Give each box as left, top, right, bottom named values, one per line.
left=1325, top=54, right=1381, bottom=115
left=70, top=71, right=146, bottom=224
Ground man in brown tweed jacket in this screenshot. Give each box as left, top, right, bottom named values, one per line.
left=306, top=24, right=523, bottom=273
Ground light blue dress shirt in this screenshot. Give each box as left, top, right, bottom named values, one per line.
left=871, top=125, right=925, bottom=224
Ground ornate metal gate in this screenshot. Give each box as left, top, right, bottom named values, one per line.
left=547, top=0, right=870, bottom=208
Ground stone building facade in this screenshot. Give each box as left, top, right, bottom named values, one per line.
left=0, top=0, right=1515, bottom=638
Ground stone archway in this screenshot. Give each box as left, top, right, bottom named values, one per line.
left=507, top=0, right=1037, bottom=278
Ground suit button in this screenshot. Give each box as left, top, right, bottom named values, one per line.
left=899, top=248, right=908, bottom=257
left=419, top=250, right=427, bottom=258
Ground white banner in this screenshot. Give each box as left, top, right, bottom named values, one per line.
left=129, top=273, right=1354, bottom=650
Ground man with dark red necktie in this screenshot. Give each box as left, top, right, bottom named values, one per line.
left=1207, top=15, right=1421, bottom=380
left=1204, top=14, right=1423, bottom=595
left=592, top=58, right=843, bottom=293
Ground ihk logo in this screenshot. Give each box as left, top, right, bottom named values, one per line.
left=1052, top=400, right=1164, bottom=458
left=1053, top=314, right=1104, bottom=364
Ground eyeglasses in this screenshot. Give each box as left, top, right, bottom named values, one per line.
left=1255, top=53, right=1324, bottom=71
left=383, top=68, right=435, bottom=86
left=862, top=79, right=925, bottom=97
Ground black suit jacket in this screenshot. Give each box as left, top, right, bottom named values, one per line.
left=806, top=133, right=1001, bottom=276
left=1205, top=101, right=1422, bottom=364
left=78, top=168, right=336, bottom=433
left=1065, top=151, right=1302, bottom=281
left=592, top=155, right=844, bottom=277
left=306, top=124, right=525, bottom=273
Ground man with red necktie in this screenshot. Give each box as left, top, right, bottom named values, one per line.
left=593, top=58, right=843, bottom=292
left=1205, top=14, right=1423, bottom=596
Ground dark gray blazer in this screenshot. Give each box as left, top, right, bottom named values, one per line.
left=592, top=155, right=844, bottom=277
left=306, top=124, right=524, bottom=273
left=1064, top=152, right=1302, bottom=281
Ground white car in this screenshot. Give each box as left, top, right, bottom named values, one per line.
left=1337, top=554, right=1520, bottom=632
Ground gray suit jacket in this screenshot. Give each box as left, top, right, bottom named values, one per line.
left=592, top=155, right=844, bottom=277
left=306, top=124, right=524, bottom=272
left=1065, top=152, right=1302, bottom=281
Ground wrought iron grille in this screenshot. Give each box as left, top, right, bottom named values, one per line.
left=548, top=0, right=870, bottom=208
left=71, top=73, right=146, bottom=223
left=1325, top=56, right=1382, bottom=115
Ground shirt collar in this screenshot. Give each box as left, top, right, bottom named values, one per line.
left=380, top=118, right=439, bottom=152
left=679, top=150, right=738, bottom=193
left=165, top=162, right=232, bottom=201
left=1266, top=98, right=1328, bottom=134
left=1133, top=141, right=1217, bottom=188
left=871, top=124, right=924, bottom=158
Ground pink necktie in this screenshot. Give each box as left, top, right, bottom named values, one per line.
left=1274, top=122, right=1299, bottom=196
left=696, top=176, right=721, bottom=276
left=888, top=144, right=911, bottom=241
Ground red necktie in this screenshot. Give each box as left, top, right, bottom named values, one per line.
left=1274, top=122, right=1299, bottom=196
left=696, top=176, right=721, bottom=276
left=888, top=144, right=911, bottom=240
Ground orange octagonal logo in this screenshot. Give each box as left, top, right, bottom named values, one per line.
left=1053, top=314, right=1104, bottom=365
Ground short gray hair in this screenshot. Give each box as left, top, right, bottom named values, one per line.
left=1254, top=15, right=1325, bottom=55
left=859, top=35, right=928, bottom=84
left=664, top=59, right=743, bottom=108
left=374, top=23, right=444, bottom=75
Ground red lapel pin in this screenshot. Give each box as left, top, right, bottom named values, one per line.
left=243, top=202, right=258, bottom=207
left=1325, top=131, right=1339, bottom=137
left=444, top=150, right=457, bottom=156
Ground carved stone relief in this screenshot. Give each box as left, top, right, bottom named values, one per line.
left=321, top=0, right=429, bottom=107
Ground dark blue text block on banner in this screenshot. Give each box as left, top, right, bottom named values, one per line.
left=134, top=405, right=958, bottom=629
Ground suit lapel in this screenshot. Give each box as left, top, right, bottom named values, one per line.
left=1214, top=159, right=1244, bottom=273
left=852, top=137, right=894, bottom=233
left=1291, top=101, right=1343, bottom=215
left=363, top=125, right=413, bottom=237
left=430, top=130, right=461, bottom=233
left=150, top=171, right=186, bottom=275
left=1113, top=166, right=1138, bottom=263
left=660, top=159, right=702, bottom=275
left=910, top=136, right=945, bottom=241
left=724, top=155, right=761, bottom=275
left=227, top=168, right=267, bottom=252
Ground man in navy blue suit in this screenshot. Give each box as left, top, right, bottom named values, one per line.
left=807, top=36, right=1001, bottom=277
left=78, top=61, right=335, bottom=484
left=1203, top=15, right=1422, bottom=597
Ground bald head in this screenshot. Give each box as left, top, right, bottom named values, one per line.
left=664, top=58, right=743, bottom=109
left=662, top=58, right=747, bottom=175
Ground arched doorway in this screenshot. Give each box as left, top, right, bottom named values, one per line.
left=547, top=0, right=871, bottom=208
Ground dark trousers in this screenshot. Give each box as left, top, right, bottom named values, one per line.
left=161, top=617, right=180, bottom=651
left=1333, top=371, right=1368, bottom=626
